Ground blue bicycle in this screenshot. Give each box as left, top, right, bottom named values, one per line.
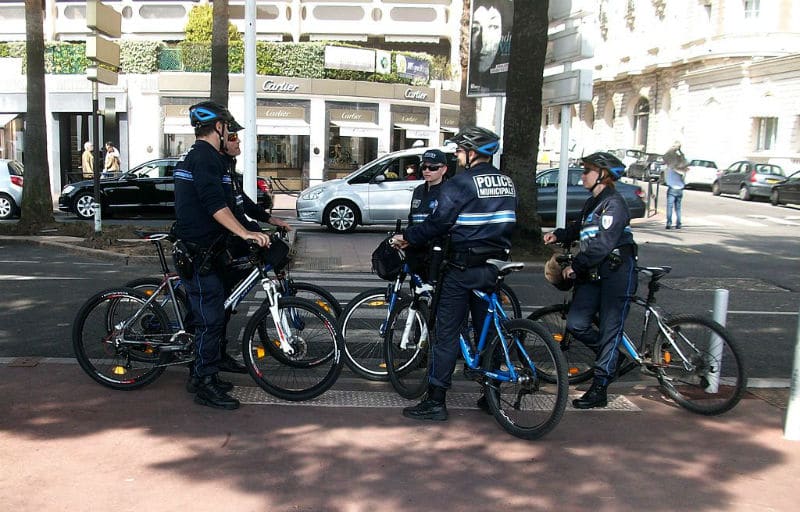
left=384, top=259, right=569, bottom=440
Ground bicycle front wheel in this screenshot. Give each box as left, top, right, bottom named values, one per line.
left=653, top=315, right=747, bottom=415
left=289, top=281, right=342, bottom=318
left=528, top=304, right=596, bottom=384
left=384, top=298, right=430, bottom=400
left=243, top=297, right=343, bottom=401
left=338, top=287, right=399, bottom=381
left=483, top=319, right=569, bottom=441
left=73, top=288, right=170, bottom=390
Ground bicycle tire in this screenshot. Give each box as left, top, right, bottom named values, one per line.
left=652, top=314, right=747, bottom=415
left=384, top=297, right=430, bottom=400
left=125, top=276, right=189, bottom=331
left=482, top=319, right=569, bottom=441
left=73, top=288, right=170, bottom=390
left=242, top=297, right=343, bottom=401
left=289, top=281, right=343, bottom=318
left=497, top=282, right=522, bottom=319
left=338, top=287, right=401, bottom=381
left=527, top=304, right=596, bottom=384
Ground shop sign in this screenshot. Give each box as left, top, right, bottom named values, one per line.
left=324, top=46, right=375, bottom=72
left=257, top=106, right=306, bottom=120
left=262, top=80, right=301, bottom=92
left=404, top=89, right=428, bottom=101
left=396, top=55, right=429, bottom=81
left=330, top=109, right=376, bottom=123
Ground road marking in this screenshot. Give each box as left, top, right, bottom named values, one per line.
left=0, top=275, right=88, bottom=280
left=726, top=310, right=799, bottom=316
left=711, top=215, right=767, bottom=227
left=747, top=215, right=800, bottom=226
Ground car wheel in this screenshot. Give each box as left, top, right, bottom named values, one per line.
left=74, top=192, right=96, bottom=220
left=324, top=201, right=359, bottom=233
left=711, top=182, right=721, bottom=196
left=738, top=186, right=751, bottom=201
left=0, top=193, right=17, bottom=220
left=771, top=189, right=781, bottom=206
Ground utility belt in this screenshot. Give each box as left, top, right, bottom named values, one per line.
left=582, top=244, right=637, bottom=281
left=449, top=246, right=510, bottom=269
left=172, top=235, right=230, bottom=279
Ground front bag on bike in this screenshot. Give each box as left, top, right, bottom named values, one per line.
left=371, top=237, right=402, bottom=281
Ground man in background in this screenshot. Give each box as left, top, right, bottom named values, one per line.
left=663, top=142, right=689, bottom=230
left=81, top=141, right=93, bottom=179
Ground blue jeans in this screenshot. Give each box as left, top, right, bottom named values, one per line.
left=666, top=188, right=683, bottom=227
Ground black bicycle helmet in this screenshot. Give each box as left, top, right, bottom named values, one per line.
left=581, top=151, right=626, bottom=180
left=188, top=101, right=232, bottom=128
left=448, top=126, right=500, bottom=156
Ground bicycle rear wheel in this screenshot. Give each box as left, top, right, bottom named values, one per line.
left=288, top=281, right=342, bottom=318
left=497, top=282, right=522, bottom=319
left=528, top=304, right=596, bottom=384
left=482, top=319, right=568, bottom=440
left=384, top=298, right=430, bottom=399
left=653, top=315, right=747, bottom=415
left=125, top=276, right=188, bottom=331
left=338, top=287, right=399, bottom=381
left=73, top=288, right=170, bottom=390
left=242, top=297, right=343, bottom=401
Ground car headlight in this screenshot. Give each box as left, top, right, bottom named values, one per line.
left=62, top=185, right=75, bottom=194
left=300, top=187, right=325, bottom=201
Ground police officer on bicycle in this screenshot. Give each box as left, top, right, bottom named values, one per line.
left=173, top=100, right=270, bottom=410
left=543, top=151, right=638, bottom=409
left=392, top=126, right=517, bottom=421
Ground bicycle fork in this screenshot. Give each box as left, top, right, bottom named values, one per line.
left=262, top=279, right=295, bottom=357
left=400, top=301, right=428, bottom=350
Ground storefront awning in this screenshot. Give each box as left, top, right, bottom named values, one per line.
left=256, top=120, right=310, bottom=136
left=0, top=114, right=19, bottom=127
left=440, top=125, right=459, bottom=133
left=163, top=119, right=194, bottom=135
left=394, top=123, right=436, bottom=139
left=331, top=120, right=382, bottom=138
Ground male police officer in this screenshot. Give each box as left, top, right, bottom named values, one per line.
left=173, top=101, right=270, bottom=410
left=392, top=127, right=517, bottom=421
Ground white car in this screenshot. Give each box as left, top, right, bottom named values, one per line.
left=0, top=159, right=24, bottom=220
left=683, top=159, right=719, bottom=189
left=296, top=146, right=457, bottom=233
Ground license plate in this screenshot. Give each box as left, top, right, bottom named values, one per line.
left=766, top=179, right=779, bottom=183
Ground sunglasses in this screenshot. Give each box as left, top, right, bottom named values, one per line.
left=227, top=132, right=239, bottom=142
left=421, top=164, right=444, bottom=171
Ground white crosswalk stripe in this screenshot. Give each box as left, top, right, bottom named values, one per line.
left=747, top=215, right=800, bottom=226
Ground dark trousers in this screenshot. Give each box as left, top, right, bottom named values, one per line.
left=429, top=265, right=497, bottom=389
left=566, top=256, right=637, bottom=384
left=183, top=262, right=226, bottom=378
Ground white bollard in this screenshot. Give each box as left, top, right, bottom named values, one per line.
left=784, top=304, right=800, bottom=440
left=706, top=288, right=729, bottom=393
left=93, top=202, right=102, bottom=233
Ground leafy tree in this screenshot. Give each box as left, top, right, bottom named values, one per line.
left=20, top=0, right=54, bottom=227
left=501, top=0, right=549, bottom=254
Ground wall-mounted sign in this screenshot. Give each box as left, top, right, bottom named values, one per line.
left=324, top=46, right=375, bottom=72
left=256, top=106, right=306, bottom=120
left=396, top=55, right=429, bottom=81
left=330, top=109, right=377, bottom=124
left=262, top=80, right=301, bottom=92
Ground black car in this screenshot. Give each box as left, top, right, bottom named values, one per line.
left=535, top=167, right=646, bottom=225
left=59, top=157, right=273, bottom=220
left=627, top=153, right=665, bottom=182
left=771, top=170, right=800, bottom=207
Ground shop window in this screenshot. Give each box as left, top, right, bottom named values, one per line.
left=257, top=134, right=309, bottom=185
left=754, top=117, right=777, bottom=151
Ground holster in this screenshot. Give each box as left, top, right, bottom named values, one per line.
left=450, top=246, right=509, bottom=268
left=172, top=240, right=195, bottom=279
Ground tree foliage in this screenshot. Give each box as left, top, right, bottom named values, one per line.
left=184, top=4, right=241, bottom=43
left=501, top=0, right=549, bottom=254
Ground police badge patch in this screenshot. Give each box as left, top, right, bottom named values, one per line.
left=601, top=215, right=614, bottom=229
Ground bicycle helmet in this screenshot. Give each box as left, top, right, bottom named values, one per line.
left=448, top=126, right=500, bottom=156
left=188, top=101, right=232, bottom=128
left=581, top=151, right=626, bottom=180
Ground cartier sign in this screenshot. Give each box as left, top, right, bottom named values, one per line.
left=404, top=88, right=428, bottom=101
left=262, top=80, right=301, bottom=92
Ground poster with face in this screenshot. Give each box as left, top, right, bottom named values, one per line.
left=467, top=0, right=513, bottom=97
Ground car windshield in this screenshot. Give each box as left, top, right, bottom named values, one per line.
left=690, top=160, right=716, bottom=168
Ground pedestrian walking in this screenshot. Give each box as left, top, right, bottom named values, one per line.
left=663, top=142, right=689, bottom=230
left=81, top=141, right=94, bottom=179
left=103, top=141, right=121, bottom=177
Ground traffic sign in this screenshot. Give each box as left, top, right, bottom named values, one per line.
left=86, top=35, right=120, bottom=69
left=86, top=0, right=121, bottom=38
left=87, top=66, right=118, bottom=86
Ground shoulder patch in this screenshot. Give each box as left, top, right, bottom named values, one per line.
left=601, top=214, right=614, bottom=229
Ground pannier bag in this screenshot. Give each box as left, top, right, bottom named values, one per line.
left=544, top=252, right=574, bottom=291
left=262, top=233, right=292, bottom=271
left=371, top=237, right=403, bottom=281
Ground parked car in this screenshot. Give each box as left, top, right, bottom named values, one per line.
left=0, top=159, right=23, bottom=220
left=712, top=160, right=786, bottom=201
left=535, top=167, right=646, bottom=225
left=296, top=146, right=458, bottom=233
left=770, top=170, right=800, bottom=207
left=627, top=153, right=665, bottom=182
left=59, top=157, right=273, bottom=220
left=683, top=159, right=719, bottom=189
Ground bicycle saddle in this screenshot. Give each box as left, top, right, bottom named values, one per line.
left=488, top=259, right=524, bottom=275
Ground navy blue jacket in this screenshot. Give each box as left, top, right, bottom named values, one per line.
left=404, top=162, right=517, bottom=251
left=552, top=186, right=635, bottom=274
left=173, top=140, right=233, bottom=247
left=408, top=181, right=443, bottom=226
left=224, top=156, right=270, bottom=230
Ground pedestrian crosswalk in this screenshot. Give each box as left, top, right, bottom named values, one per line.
left=650, top=214, right=800, bottom=228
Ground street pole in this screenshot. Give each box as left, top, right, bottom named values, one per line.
left=92, top=80, right=102, bottom=233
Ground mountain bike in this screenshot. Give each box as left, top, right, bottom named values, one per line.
left=529, top=245, right=747, bottom=415
left=72, top=236, right=344, bottom=401
left=384, top=258, right=569, bottom=441
left=337, top=227, right=521, bottom=381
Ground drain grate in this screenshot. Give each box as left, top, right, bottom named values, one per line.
left=231, top=387, right=640, bottom=411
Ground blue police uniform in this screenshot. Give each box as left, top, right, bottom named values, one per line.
left=173, top=140, right=234, bottom=379
left=404, top=161, right=517, bottom=389
left=551, top=186, right=637, bottom=385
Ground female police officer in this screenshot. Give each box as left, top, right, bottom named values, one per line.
left=543, top=151, right=637, bottom=409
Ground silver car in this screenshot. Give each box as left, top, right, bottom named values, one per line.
left=296, top=147, right=457, bottom=233
left=0, top=159, right=23, bottom=220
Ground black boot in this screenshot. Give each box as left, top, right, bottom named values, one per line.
left=194, top=374, right=240, bottom=410
left=476, top=385, right=492, bottom=415
left=572, top=381, right=608, bottom=409
left=218, top=353, right=248, bottom=374
left=402, top=385, right=448, bottom=421
left=186, top=372, right=233, bottom=394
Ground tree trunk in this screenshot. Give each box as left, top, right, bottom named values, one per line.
left=502, top=0, right=549, bottom=254
left=20, top=0, right=54, bottom=227
left=458, top=0, right=476, bottom=128
left=211, top=0, right=230, bottom=106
